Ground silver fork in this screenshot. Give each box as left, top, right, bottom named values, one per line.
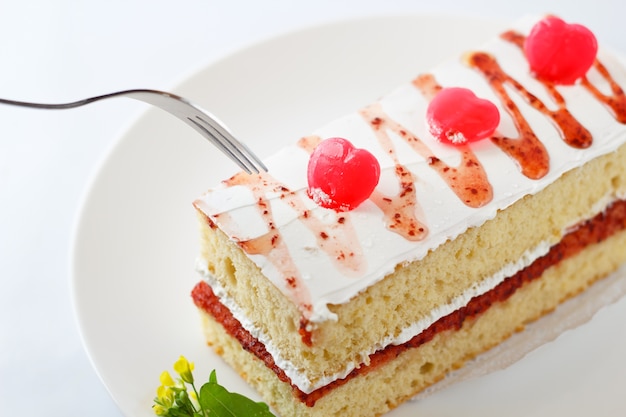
left=0, top=89, right=267, bottom=174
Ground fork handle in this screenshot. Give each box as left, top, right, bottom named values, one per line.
left=0, top=89, right=268, bottom=174
left=0, top=89, right=176, bottom=110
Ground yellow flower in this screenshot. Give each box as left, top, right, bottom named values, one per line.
left=173, top=355, right=195, bottom=384
left=156, top=385, right=175, bottom=408
left=159, top=371, right=175, bottom=387
left=152, top=404, right=169, bottom=416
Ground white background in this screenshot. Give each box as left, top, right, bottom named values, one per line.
left=1, top=1, right=625, bottom=416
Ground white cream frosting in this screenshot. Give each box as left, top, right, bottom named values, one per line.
left=195, top=15, right=626, bottom=327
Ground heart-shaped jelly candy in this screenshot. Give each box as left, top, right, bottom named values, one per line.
left=307, top=137, right=380, bottom=212
left=426, top=87, right=500, bottom=145
left=524, top=16, right=597, bottom=85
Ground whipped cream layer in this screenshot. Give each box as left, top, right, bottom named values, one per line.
left=195, top=16, right=626, bottom=323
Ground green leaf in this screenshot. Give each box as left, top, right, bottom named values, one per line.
left=198, top=372, right=276, bottom=417
left=209, top=370, right=218, bottom=384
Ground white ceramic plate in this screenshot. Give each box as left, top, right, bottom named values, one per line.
left=72, top=15, right=626, bottom=417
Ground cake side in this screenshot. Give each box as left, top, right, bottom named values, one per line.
left=195, top=228, right=626, bottom=417
left=194, top=140, right=626, bottom=390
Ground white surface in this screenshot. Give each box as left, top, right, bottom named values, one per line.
left=1, top=2, right=625, bottom=417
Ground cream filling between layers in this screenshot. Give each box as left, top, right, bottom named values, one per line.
left=196, top=236, right=559, bottom=394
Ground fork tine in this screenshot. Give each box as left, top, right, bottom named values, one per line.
left=186, top=117, right=253, bottom=173
left=189, top=115, right=267, bottom=174
left=235, top=139, right=269, bottom=172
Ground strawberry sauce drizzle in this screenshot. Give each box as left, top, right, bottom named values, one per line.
left=222, top=173, right=313, bottom=319
left=355, top=105, right=426, bottom=240
left=504, top=29, right=626, bottom=125
left=413, top=74, right=494, bottom=207
left=362, top=100, right=493, bottom=209
left=302, top=134, right=429, bottom=241
left=501, top=30, right=594, bottom=147
left=465, top=51, right=551, bottom=179
left=221, top=170, right=367, bottom=324
left=581, top=60, right=626, bottom=123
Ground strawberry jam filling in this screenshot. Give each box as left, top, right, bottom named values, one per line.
left=192, top=199, right=626, bottom=407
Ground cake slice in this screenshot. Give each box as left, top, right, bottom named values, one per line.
left=191, top=15, right=626, bottom=417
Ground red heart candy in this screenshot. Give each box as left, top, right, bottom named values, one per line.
left=426, top=87, right=500, bottom=145
left=307, top=137, right=380, bottom=212
left=524, top=16, right=598, bottom=85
